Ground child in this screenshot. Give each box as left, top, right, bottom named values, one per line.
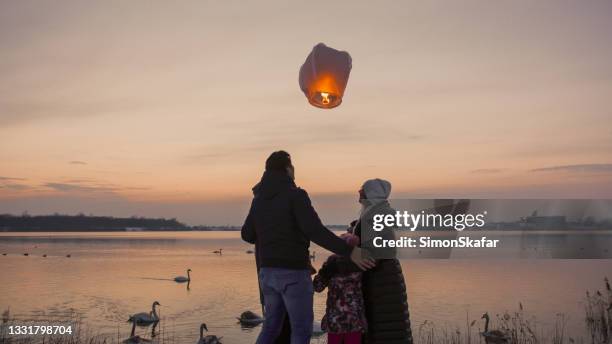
left=313, top=232, right=367, bottom=344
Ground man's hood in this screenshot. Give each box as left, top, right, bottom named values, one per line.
left=252, top=170, right=295, bottom=199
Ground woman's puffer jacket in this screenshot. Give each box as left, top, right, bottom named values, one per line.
left=361, top=258, right=413, bottom=344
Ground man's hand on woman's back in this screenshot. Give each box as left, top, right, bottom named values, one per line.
left=350, top=247, right=376, bottom=270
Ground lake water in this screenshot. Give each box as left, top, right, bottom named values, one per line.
left=0, top=231, right=610, bottom=343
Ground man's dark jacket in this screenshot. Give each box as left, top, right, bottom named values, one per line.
left=241, top=170, right=352, bottom=269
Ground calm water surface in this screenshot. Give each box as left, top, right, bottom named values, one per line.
left=0, top=231, right=610, bottom=342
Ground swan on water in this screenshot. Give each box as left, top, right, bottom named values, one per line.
left=123, top=320, right=151, bottom=343
left=128, top=301, right=160, bottom=325
left=174, top=269, right=191, bottom=283
left=481, top=313, right=510, bottom=343
left=197, top=323, right=222, bottom=344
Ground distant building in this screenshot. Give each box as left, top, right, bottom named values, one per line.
left=524, top=213, right=566, bottom=229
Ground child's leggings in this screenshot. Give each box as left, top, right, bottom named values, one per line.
left=327, top=332, right=361, bottom=344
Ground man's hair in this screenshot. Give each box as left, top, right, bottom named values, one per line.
left=265, top=151, right=292, bottom=173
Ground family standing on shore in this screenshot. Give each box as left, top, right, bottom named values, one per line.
left=241, top=151, right=413, bottom=344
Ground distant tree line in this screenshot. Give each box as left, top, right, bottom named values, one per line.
left=0, top=213, right=189, bottom=232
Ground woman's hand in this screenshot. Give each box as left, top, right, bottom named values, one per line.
left=349, top=247, right=376, bottom=270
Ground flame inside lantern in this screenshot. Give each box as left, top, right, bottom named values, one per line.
left=320, top=92, right=330, bottom=105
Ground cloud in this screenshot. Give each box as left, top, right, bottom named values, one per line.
left=69, top=161, right=87, bottom=165
left=531, top=164, right=612, bottom=173
left=0, top=183, right=31, bottom=191
left=41, top=180, right=151, bottom=194
left=43, top=182, right=117, bottom=193
left=64, top=179, right=95, bottom=183
left=185, top=120, right=424, bottom=164
left=471, top=168, right=505, bottom=174
left=0, top=177, right=31, bottom=191
left=0, top=176, right=25, bottom=181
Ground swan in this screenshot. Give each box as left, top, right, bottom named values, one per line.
left=237, top=311, right=264, bottom=326
left=129, top=301, right=160, bottom=325
left=174, top=269, right=191, bottom=283
left=123, top=320, right=151, bottom=343
left=481, top=313, right=509, bottom=343
left=197, top=323, right=222, bottom=344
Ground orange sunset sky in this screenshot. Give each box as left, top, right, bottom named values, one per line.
left=1, top=1, right=612, bottom=225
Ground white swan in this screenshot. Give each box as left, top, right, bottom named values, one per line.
left=481, top=313, right=510, bottom=343
left=123, top=320, right=151, bottom=343
left=174, top=269, right=191, bottom=283
left=197, top=323, right=222, bottom=344
left=128, top=301, right=160, bottom=325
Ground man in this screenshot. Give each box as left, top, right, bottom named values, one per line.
left=242, top=151, right=375, bottom=344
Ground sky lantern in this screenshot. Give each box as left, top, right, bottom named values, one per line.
left=299, top=43, right=352, bottom=109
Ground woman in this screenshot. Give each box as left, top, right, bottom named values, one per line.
left=318, top=178, right=413, bottom=344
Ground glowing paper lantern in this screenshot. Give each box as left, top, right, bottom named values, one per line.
left=299, top=43, right=352, bottom=109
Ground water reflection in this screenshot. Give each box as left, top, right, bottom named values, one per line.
left=0, top=231, right=611, bottom=342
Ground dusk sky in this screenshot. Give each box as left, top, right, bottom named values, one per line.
left=1, top=1, right=612, bottom=225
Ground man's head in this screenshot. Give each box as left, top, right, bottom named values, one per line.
left=265, top=150, right=294, bottom=180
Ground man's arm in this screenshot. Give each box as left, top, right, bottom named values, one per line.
left=291, top=189, right=352, bottom=256
left=241, top=200, right=256, bottom=244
